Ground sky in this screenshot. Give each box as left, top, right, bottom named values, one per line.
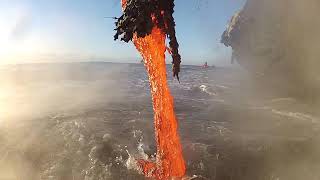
left=0, top=0, right=245, bottom=65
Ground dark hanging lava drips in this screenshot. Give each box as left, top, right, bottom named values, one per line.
left=114, top=0, right=181, bottom=80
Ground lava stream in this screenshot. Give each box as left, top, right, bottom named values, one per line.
left=121, top=0, right=186, bottom=179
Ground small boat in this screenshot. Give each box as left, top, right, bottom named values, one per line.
left=202, top=62, right=209, bottom=68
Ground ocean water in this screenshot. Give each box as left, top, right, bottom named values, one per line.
left=0, top=62, right=320, bottom=180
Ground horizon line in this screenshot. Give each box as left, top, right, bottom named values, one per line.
left=0, top=60, right=222, bottom=67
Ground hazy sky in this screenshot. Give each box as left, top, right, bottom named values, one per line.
left=0, top=0, right=245, bottom=65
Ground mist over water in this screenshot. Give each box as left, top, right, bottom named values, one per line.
left=1, top=62, right=320, bottom=180
left=222, top=0, right=320, bottom=104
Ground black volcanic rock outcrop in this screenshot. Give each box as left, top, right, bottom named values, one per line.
left=222, top=0, right=320, bottom=102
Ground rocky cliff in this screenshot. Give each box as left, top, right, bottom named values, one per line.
left=222, top=0, right=320, bottom=102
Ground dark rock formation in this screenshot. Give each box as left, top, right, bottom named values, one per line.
left=222, top=0, right=320, bottom=102
left=114, top=0, right=181, bottom=80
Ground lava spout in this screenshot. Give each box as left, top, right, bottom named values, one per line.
left=115, top=0, right=186, bottom=179
left=133, top=28, right=185, bottom=179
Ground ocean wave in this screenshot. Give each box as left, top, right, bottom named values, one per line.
left=199, top=85, right=216, bottom=96
left=271, top=109, right=317, bottom=123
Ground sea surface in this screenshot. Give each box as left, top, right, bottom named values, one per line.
left=0, top=62, right=320, bottom=180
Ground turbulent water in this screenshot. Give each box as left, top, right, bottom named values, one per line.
left=1, top=62, right=320, bottom=180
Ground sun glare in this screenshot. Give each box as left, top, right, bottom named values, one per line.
left=0, top=20, right=14, bottom=64
left=0, top=13, right=44, bottom=65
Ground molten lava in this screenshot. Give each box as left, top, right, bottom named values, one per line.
left=121, top=0, right=186, bottom=179
left=133, top=28, right=186, bottom=179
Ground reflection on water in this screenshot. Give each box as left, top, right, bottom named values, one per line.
left=0, top=62, right=320, bottom=180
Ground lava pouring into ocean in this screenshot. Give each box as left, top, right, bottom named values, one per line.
left=133, top=27, right=185, bottom=179
left=117, top=0, right=186, bottom=179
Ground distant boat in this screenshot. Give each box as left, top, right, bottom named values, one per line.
left=202, top=62, right=209, bottom=68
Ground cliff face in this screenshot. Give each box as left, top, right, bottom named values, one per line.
left=222, top=0, right=320, bottom=101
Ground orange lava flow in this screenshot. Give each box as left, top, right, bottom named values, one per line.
left=121, top=1, right=186, bottom=179
left=133, top=28, right=186, bottom=179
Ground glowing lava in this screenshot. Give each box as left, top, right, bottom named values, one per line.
left=121, top=0, right=186, bottom=179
